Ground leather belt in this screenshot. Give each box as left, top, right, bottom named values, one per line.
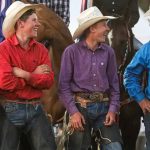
left=75, top=92, right=109, bottom=101
left=4, top=98, right=41, bottom=105
left=75, top=92, right=109, bottom=108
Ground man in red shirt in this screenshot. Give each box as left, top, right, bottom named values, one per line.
left=0, top=1, right=56, bottom=150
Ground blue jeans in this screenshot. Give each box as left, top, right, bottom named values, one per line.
left=1, top=102, right=56, bottom=150
left=144, top=112, right=150, bottom=150
left=66, top=102, right=122, bottom=150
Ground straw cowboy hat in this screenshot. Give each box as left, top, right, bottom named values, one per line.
left=73, top=6, right=116, bottom=40
left=2, top=1, right=40, bottom=38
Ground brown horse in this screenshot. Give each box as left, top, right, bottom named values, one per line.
left=33, top=4, right=73, bottom=123
left=110, top=19, right=143, bottom=150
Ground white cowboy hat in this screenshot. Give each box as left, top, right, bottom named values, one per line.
left=2, top=1, right=40, bottom=38
left=73, top=6, right=116, bottom=40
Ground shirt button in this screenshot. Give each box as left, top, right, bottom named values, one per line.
left=112, top=9, right=115, bottom=12
left=93, top=52, right=95, bottom=55
left=112, top=1, right=115, bottom=4
left=101, top=62, right=104, bottom=65
left=93, top=63, right=96, bottom=65
left=93, top=84, right=97, bottom=87
left=93, top=74, right=96, bottom=76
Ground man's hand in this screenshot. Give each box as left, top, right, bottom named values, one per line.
left=33, top=64, right=51, bottom=74
left=13, top=67, right=30, bottom=81
left=70, top=112, right=85, bottom=131
left=139, top=99, right=150, bottom=114
left=104, top=111, right=116, bottom=126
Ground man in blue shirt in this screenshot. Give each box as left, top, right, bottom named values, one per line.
left=0, top=0, right=12, bottom=42
left=124, top=9, right=150, bottom=150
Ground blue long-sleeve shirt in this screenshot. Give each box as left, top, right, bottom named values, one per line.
left=124, top=42, right=150, bottom=102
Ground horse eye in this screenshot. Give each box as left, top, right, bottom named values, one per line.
left=106, top=20, right=112, bottom=29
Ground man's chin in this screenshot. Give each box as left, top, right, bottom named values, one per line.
left=99, top=39, right=106, bottom=43
left=31, top=34, right=37, bottom=38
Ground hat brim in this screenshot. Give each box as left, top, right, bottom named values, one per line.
left=2, top=4, right=41, bottom=38
left=73, top=16, right=116, bottom=40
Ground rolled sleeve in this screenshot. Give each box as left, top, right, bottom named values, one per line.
left=28, top=72, right=54, bottom=89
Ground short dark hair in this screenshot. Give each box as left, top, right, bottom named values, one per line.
left=19, top=9, right=36, bottom=21
left=78, top=28, right=90, bottom=41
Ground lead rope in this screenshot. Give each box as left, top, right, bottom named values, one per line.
left=57, top=111, right=74, bottom=150
left=118, top=24, right=133, bottom=89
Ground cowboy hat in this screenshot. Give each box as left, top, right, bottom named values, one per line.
left=2, top=1, right=40, bottom=38
left=73, top=6, right=116, bottom=40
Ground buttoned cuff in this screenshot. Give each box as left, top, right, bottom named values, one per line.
left=109, top=104, right=119, bottom=113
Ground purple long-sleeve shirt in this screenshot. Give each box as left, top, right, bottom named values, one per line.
left=59, top=40, right=120, bottom=115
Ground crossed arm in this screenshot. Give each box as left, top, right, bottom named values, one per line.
left=13, top=64, right=51, bottom=81
left=12, top=63, right=54, bottom=90
left=0, top=47, right=54, bottom=91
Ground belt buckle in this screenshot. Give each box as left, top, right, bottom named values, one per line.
left=89, top=92, right=103, bottom=101
left=89, top=94, right=96, bottom=101
left=99, top=93, right=103, bottom=101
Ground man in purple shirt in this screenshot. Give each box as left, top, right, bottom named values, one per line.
left=59, top=6, right=122, bottom=150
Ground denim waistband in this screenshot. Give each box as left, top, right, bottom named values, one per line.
left=4, top=98, right=41, bottom=105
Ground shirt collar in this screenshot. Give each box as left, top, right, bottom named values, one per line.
left=7, top=34, right=37, bottom=47
left=80, top=40, right=105, bottom=51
